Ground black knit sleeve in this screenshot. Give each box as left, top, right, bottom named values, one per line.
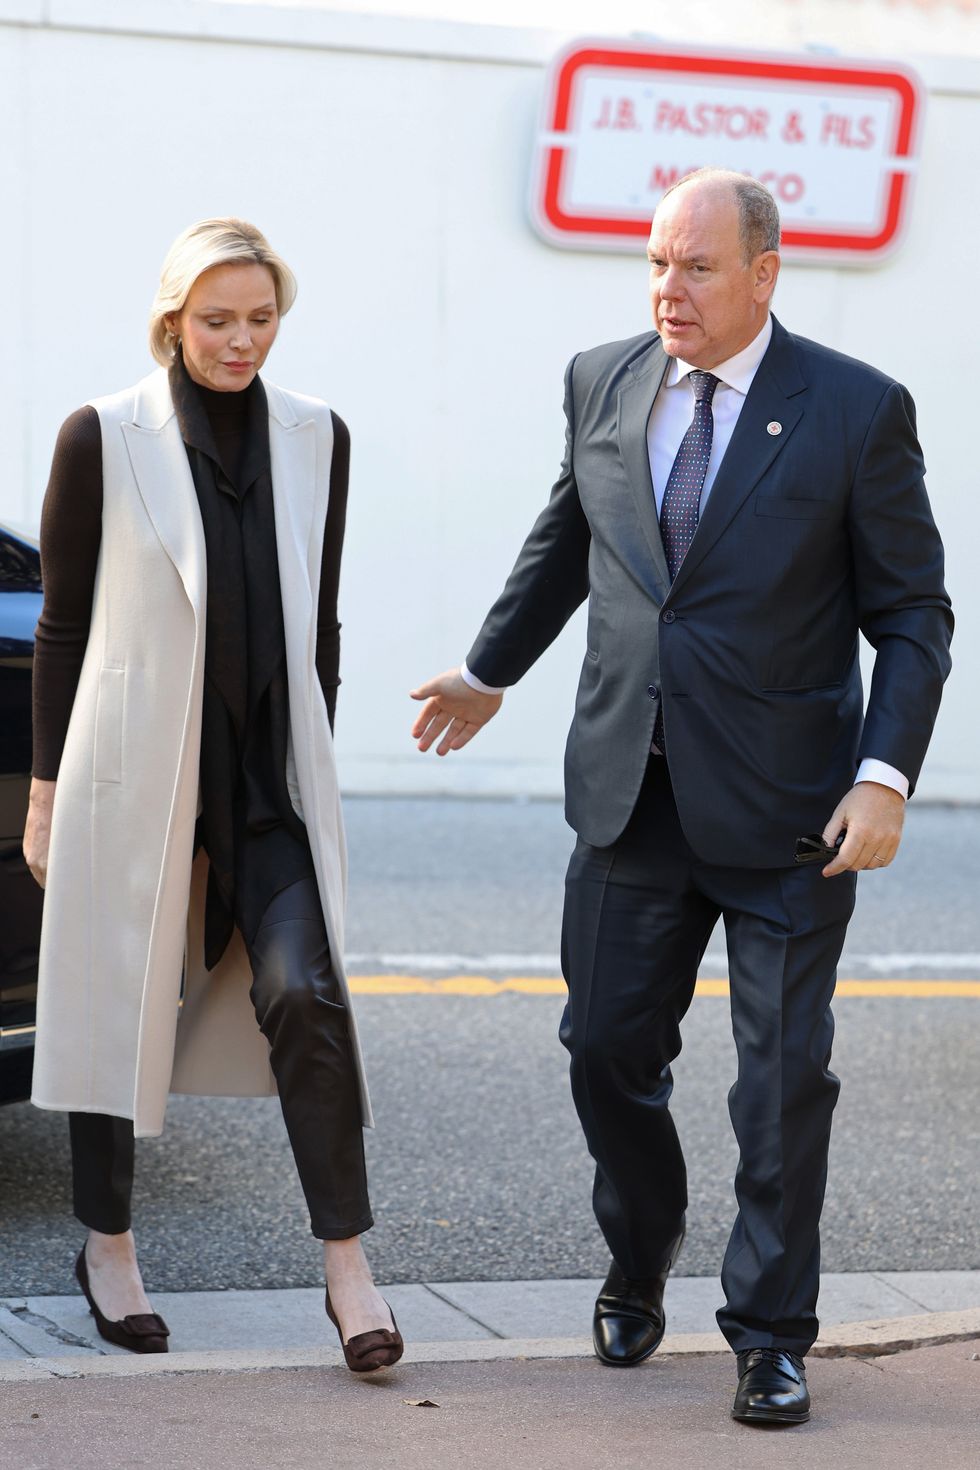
left=315, top=411, right=350, bottom=732
left=32, top=407, right=104, bottom=779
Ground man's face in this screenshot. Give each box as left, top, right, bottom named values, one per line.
left=647, top=180, right=778, bottom=369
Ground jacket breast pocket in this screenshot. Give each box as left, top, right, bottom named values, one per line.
left=755, top=496, right=835, bottom=520
left=93, top=666, right=125, bottom=784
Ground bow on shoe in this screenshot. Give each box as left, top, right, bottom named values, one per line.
left=324, top=1286, right=405, bottom=1374
left=120, top=1314, right=170, bottom=1338
left=344, top=1327, right=402, bottom=1372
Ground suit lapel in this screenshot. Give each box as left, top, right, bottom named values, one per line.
left=617, top=339, right=672, bottom=597
left=121, top=370, right=206, bottom=623
left=668, top=318, right=807, bottom=599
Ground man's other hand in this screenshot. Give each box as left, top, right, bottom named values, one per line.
left=820, top=781, right=906, bottom=877
left=411, top=669, right=504, bottom=756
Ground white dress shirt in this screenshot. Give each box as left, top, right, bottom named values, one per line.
left=462, top=316, right=908, bottom=799
left=647, top=315, right=772, bottom=513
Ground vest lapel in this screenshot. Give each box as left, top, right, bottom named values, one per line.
left=617, top=340, right=671, bottom=599
left=121, top=369, right=206, bottom=624
left=267, top=385, right=318, bottom=645
left=668, top=319, right=807, bottom=600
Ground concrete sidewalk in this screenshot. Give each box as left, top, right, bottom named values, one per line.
left=1, top=1269, right=977, bottom=1372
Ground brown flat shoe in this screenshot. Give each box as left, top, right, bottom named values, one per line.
left=325, top=1284, right=404, bottom=1373
left=75, top=1247, right=170, bottom=1354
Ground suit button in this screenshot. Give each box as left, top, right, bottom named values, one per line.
left=661, top=610, right=676, bottom=624
left=647, top=685, right=659, bottom=699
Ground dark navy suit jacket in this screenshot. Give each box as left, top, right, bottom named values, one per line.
left=466, top=316, right=953, bottom=866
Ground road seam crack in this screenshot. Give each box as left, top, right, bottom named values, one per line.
left=869, top=1273, right=931, bottom=1312
left=421, top=1285, right=508, bottom=1340
left=7, top=1304, right=106, bottom=1354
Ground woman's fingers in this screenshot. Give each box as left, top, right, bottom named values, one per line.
left=23, top=849, right=46, bottom=889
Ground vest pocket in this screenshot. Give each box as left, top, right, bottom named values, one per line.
left=93, top=666, right=125, bottom=783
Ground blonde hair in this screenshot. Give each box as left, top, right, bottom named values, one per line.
left=148, top=217, right=297, bottom=365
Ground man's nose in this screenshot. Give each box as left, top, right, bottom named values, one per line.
left=659, top=265, right=685, bottom=301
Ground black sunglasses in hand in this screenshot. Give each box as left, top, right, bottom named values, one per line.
left=794, top=832, right=846, bottom=866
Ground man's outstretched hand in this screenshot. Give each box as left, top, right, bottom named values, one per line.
left=411, top=668, right=504, bottom=756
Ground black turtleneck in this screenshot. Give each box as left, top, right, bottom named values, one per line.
left=193, top=376, right=250, bottom=485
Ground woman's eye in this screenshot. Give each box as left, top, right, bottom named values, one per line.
left=206, top=320, right=226, bottom=329
left=253, top=318, right=270, bottom=325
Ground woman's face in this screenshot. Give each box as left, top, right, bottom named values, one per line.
left=167, top=262, right=280, bottom=391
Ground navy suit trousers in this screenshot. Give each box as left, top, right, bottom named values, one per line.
left=559, top=755, right=856, bottom=1355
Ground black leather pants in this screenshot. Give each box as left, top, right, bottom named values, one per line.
left=69, top=874, right=371, bottom=1241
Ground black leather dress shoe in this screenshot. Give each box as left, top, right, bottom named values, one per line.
left=592, top=1227, right=685, bottom=1367
left=75, top=1248, right=170, bottom=1355
left=732, top=1348, right=810, bottom=1425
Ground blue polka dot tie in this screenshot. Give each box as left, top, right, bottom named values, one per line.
left=655, top=370, right=718, bottom=752
left=659, top=370, right=719, bottom=582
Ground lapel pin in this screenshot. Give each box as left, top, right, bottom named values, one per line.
left=767, top=421, right=782, bottom=436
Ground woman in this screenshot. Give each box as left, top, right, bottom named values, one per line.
left=22, top=218, right=402, bottom=1373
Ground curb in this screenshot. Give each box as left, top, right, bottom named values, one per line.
left=809, top=1306, right=980, bottom=1358
left=2, top=1308, right=977, bottom=1384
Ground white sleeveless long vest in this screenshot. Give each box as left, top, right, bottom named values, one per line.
left=31, top=367, right=371, bottom=1137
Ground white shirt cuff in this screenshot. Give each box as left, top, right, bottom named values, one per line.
left=460, top=660, right=506, bottom=695
left=855, top=758, right=909, bottom=800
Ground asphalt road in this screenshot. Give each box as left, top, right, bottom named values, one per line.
left=1, top=798, right=977, bottom=1296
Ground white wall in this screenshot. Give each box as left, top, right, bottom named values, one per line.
left=0, top=2, right=975, bottom=799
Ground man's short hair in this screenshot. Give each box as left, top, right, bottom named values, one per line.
left=661, top=169, right=781, bottom=262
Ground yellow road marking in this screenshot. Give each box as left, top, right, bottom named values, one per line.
left=347, top=975, right=980, bottom=998
left=834, top=980, right=980, bottom=998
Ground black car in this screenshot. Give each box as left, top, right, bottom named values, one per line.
left=0, top=522, right=43, bottom=1104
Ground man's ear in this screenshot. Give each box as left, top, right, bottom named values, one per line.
left=754, top=251, right=781, bottom=302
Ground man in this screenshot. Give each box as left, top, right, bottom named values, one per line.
left=411, top=170, right=952, bottom=1426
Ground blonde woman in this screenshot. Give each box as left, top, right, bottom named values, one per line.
left=23, top=218, right=402, bottom=1373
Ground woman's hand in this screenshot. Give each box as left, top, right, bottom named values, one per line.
left=23, top=778, right=56, bottom=888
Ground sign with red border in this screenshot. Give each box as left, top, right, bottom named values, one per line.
left=529, top=40, right=924, bottom=263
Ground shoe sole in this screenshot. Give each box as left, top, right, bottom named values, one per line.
left=731, top=1408, right=810, bottom=1425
